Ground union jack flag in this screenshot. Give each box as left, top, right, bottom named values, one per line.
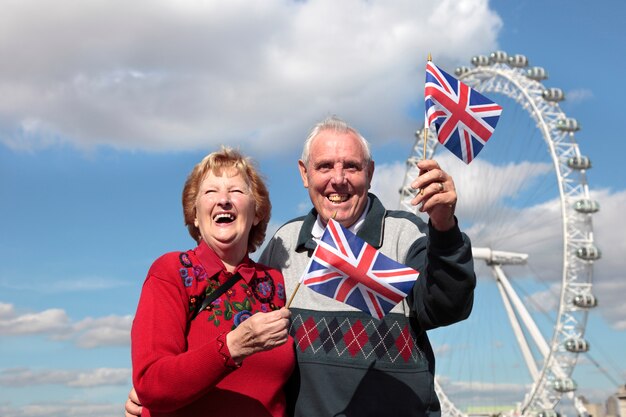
left=300, top=219, right=419, bottom=320
left=425, top=61, right=502, bottom=163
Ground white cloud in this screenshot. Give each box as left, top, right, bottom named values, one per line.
left=0, top=303, right=131, bottom=348
left=440, top=378, right=528, bottom=395
left=436, top=377, right=529, bottom=409
left=0, top=0, right=501, bottom=153
left=525, top=283, right=561, bottom=313
left=73, top=315, right=133, bottom=348
left=433, top=343, right=453, bottom=357
left=0, top=277, right=130, bottom=293
left=370, top=161, right=407, bottom=210
left=587, top=189, right=626, bottom=330
left=67, top=368, right=131, bottom=388
left=0, top=302, right=15, bottom=319
left=566, top=88, right=594, bottom=103
left=0, top=367, right=130, bottom=388
left=0, top=401, right=122, bottom=417
left=296, top=201, right=311, bottom=215
left=0, top=307, right=71, bottom=336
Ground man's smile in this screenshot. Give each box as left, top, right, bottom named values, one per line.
left=327, top=193, right=349, bottom=203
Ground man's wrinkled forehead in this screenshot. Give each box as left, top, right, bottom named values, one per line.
left=308, top=131, right=369, bottom=162
left=310, top=153, right=366, bottom=169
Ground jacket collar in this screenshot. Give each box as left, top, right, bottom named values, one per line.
left=195, top=240, right=258, bottom=283
left=295, top=193, right=386, bottom=251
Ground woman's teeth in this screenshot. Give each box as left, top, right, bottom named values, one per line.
left=214, top=213, right=235, bottom=223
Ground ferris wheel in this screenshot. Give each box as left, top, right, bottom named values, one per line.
left=399, top=51, right=600, bottom=417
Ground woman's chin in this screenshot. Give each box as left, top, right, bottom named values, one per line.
left=206, top=235, right=243, bottom=251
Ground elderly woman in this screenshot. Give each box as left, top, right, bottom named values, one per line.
left=131, top=147, right=294, bottom=417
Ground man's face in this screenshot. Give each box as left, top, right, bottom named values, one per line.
left=298, top=130, right=374, bottom=228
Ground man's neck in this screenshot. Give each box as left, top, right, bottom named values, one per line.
left=312, top=198, right=371, bottom=239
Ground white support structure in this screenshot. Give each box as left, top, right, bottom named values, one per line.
left=495, top=274, right=540, bottom=380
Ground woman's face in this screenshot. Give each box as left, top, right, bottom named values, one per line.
left=194, top=168, right=259, bottom=258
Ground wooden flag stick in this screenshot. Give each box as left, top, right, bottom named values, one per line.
left=421, top=53, right=432, bottom=195
left=286, top=211, right=337, bottom=308
left=423, top=52, right=432, bottom=161
left=285, top=282, right=300, bottom=309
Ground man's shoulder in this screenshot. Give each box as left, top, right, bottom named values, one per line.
left=272, top=215, right=307, bottom=237
left=282, top=214, right=308, bottom=227
left=262, top=215, right=307, bottom=256
left=383, top=209, right=429, bottom=234
left=367, top=193, right=427, bottom=233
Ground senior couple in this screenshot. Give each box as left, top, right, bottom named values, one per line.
left=127, top=116, right=476, bottom=417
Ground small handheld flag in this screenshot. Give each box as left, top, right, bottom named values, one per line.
left=300, top=219, right=419, bottom=320
left=425, top=61, right=502, bottom=164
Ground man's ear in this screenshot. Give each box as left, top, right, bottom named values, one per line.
left=298, top=160, right=309, bottom=188
left=367, top=160, right=375, bottom=189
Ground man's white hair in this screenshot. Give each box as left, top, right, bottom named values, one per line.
left=301, top=116, right=372, bottom=165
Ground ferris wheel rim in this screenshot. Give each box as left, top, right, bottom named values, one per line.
left=459, top=63, right=593, bottom=413
left=399, top=52, right=598, bottom=416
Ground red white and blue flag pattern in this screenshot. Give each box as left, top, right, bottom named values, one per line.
left=301, top=219, right=419, bottom=320
left=425, top=61, right=502, bottom=164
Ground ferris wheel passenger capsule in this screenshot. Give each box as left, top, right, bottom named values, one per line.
left=576, top=245, right=601, bottom=261
left=471, top=55, right=490, bottom=67
left=552, top=378, right=577, bottom=393
left=489, top=50, right=508, bottom=63
left=566, top=156, right=591, bottom=170
left=556, top=118, right=581, bottom=132
left=564, top=338, right=590, bottom=353
left=507, top=54, right=529, bottom=68
left=574, top=199, right=600, bottom=213
left=455, top=66, right=471, bottom=76
left=542, top=88, right=565, bottom=102
left=573, top=293, right=598, bottom=308
left=526, top=67, right=548, bottom=80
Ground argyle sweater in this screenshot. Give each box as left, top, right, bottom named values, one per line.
left=132, top=241, right=295, bottom=417
left=259, top=194, right=475, bottom=417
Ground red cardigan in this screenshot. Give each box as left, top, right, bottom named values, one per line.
left=131, top=241, right=295, bottom=417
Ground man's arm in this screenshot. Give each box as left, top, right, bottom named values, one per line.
left=405, top=159, right=476, bottom=329
left=406, top=218, right=475, bottom=330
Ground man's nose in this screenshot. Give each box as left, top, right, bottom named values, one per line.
left=330, top=166, right=346, bottom=184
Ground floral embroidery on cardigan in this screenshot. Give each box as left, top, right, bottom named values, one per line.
left=182, top=251, right=282, bottom=329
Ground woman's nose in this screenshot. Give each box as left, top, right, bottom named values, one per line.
left=217, top=191, right=231, bottom=206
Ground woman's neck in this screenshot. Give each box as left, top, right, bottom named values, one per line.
left=212, top=245, right=247, bottom=273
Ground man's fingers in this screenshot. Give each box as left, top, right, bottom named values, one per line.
left=124, top=388, right=142, bottom=417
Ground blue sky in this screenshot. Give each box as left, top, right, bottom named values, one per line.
left=1, top=1, right=625, bottom=416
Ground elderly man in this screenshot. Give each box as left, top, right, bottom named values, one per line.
left=126, top=116, right=475, bottom=417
